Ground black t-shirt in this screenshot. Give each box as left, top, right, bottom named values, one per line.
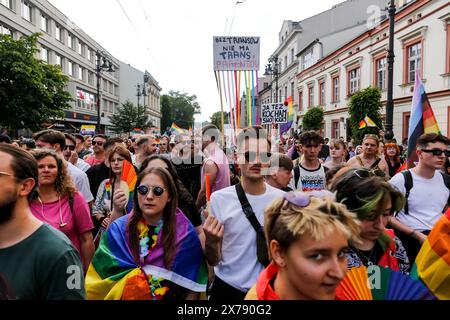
left=174, top=159, right=202, bottom=200
left=0, top=224, right=85, bottom=300
left=86, top=162, right=109, bottom=199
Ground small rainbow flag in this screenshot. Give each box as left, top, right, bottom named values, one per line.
left=170, top=123, right=185, bottom=134
left=406, top=72, right=441, bottom=168
left=411, top=208, right=450, bottom=300
left=358, top=115, right=377, bottom=129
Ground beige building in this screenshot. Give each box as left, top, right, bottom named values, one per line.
left=296, top=0, right=450, bottom=141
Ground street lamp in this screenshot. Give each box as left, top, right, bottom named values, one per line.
left=95, top=50, right=115, bottom=134
left=384, top=0, right=396, bottom=141
left=264, top=55, right=280, bottom=103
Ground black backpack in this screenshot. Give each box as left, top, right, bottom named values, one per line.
left=401, top=170, right=450, bottom=215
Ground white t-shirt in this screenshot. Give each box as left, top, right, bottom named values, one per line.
left=67, top=162, right=94, bottom=203
left=389, top=170, right=449, bottom=231
left=76, top=158, right=90, bottom=172
left=288, top=163, right=327, bottom=191
left=210, top=183, right=285, bottom=292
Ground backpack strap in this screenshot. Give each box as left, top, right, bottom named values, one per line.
left=370, top=157, right=382, bottom=170
left=402, top=170, right=413, bottom=215
left=235, top=183, right=262, bottom=232
left=440, top=172, right=450, bottom=208
left=294, top=165, right=300, bottom=190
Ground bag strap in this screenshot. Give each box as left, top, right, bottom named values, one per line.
left=440, top=172, right=450, bottom=208
left=370, top=157, right=382, bottom=169
left=402, top=170, right=413, bottom=215
left=294, top=165, right=300, bottom=190
left=235, top=183, right=262, bottom=232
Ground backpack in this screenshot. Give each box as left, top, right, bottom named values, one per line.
left=401, top=170, right=450, bottom=215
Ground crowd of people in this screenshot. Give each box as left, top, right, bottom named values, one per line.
left=0, top=125, right=449, bottom=300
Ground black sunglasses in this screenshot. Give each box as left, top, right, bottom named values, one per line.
left=420, top=149, right=450, bottom=157
left=137, top=185, right=165, bottom=197
left=92, top=141, right=104, bottom=146
left=64, top=145, right=76, bottom=151
left=354, top=169, right=386, bottom=178
left=244, top=151, right=271, bottom=162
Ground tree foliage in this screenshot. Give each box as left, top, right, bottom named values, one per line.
left=0, top=33, right=72, bottom=131
left=108, top=100, right=148, bottom=134
left=160, top=91, right=201, bottom=134
left=302, top=107, right=324, bottom=131
left=348, top=87, right=383, bottom=144
left=210, top=111, right=230, bottom=132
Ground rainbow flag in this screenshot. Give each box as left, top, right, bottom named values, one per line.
left=358, top=115, right=377, bottom=129
left=406, top=72, right=441, bottom=168
left=279, top=96, right=293, bottom=135
left=411, top=208, right=450, bottom=300
left=170, top=123, right=185, bottom=135
left=86, top=211, right=208, bottom=300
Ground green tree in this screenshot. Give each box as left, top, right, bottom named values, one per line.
left=108, top=100, right=148, bottom=134
left=348, top=87, right=383, bottom=144
left=210, top=111, right=230, bottom=132
left=302, top=107, right=324, bottom=131
left=0, top=33, right=72, bottom=131
left=160, top=91, right=201, bottom=134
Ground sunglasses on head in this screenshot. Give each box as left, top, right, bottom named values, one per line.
left=420, top=149, right=450, bottom=157
left=137, top=185, right=165, bottom=197
left=92, top=141, right=104, bottom=146
left=244, top=151, right=271, bottom=162
left=64, top=145, right=75, bottom=151
left=354, top=169, right=386, bottom=178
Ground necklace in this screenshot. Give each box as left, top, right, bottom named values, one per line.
left=354, top=246, right=375, bottom=267
left=137, top=218, right=169, bottom=300
left=38, top=196, right=67, bottom=228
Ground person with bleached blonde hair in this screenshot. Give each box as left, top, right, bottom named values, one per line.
left=245, top=190, right=360, bottom=300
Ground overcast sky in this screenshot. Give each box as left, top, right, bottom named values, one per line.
left=48, top=0, right=345, bottom=122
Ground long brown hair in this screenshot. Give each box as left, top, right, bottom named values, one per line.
left=108, top=145, right=132, bottom=181
left=31, top=149, right=76, bottom=198
left=128, top=167, right=179, bottom=268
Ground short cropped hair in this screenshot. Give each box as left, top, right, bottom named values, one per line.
left=103, top=137, right=124, bottom=152
left=33, top=129, right=66, bottom=150
left=74, top=134, right=85, bottom=143
left=202, top=124, right=220, bottom=143
left=64, top=133, right=76, bottom=146
left=417, top=133, right=450, bottom=149
left=93, top=134, right=108, bottom=141
left=299, top=130, right=323, bottom=146
left=269, top=153, right=294, bottom=172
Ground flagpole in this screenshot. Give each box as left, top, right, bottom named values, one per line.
left=384, top=0, right=396, bottom=141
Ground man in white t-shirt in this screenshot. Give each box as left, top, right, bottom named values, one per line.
left=389, top=133, right=450, bottom=264
left=203, top=126, right=284, bottom=300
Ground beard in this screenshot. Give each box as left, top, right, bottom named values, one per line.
left=0, top=195, right=17, bottom=224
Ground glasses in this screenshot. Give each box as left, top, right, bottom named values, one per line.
left=92, top=141, right=104, bottom=146
left=354, top=169, right=386, bottom=178
left=64, top=145, right=75, bottom=151
left=284, top=190, right=334, bottom=207
left=0, top=171, right=13, bottom=177
left=244, top=151, right=271, bottom=162
left=137, top=185, right=165, bottom=197
left=420, top=149, right=450, bottom=157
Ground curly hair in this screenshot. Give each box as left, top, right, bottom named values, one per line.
left=31, top=149, right=76, bottom=198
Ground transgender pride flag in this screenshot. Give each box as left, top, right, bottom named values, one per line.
left=406, top=72, right=441, bottom=168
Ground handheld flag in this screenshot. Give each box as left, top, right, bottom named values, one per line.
left=406, top=72, right=441, bottom=168
left=279, top=96, right=293, bottom=135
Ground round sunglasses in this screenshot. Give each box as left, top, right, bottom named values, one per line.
left=137, top=185, right=165, bottom=197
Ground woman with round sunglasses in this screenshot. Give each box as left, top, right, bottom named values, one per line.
left=91, top=145, right=133, bottom=233
left=245, top=190, right=360, bottom=300
left=331, top=168, right=410, bottom=274
left=30, top=149, right=95, bottom=272
left=86, top=167, right=207, bottom=300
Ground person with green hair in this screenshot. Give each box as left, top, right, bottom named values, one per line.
left=331, top=168, right=410, bottom=274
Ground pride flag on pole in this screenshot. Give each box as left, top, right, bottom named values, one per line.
left=170, top=123, right=185, bottom=135
left=411, top=208, right=450, bottom=300
left=279, top=96, right=293, bottom=135
left=406, top=72, right=441, bottom=168
left=358, top=115, right=377, bottom=129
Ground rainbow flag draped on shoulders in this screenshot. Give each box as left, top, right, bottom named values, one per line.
left=86, top=209, right=208, bottom=300
left=411, top=208, right=450, bottom=300
left=406, top=72, right=441, bottom=168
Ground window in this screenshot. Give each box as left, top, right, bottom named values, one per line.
left=55, top=25, right=62, bottom=41
left=88, top=71, right=94, bottom=85
left=55, top=54, right=62, bottom=68
left=0, top=24, right=12, bottom=36
left=299, top=90, right=303, bottom=110
left=76, top=89, right=95, bottom=110
left=375, top=57, right=387, bottom=90
left=447, top=23, right=450, bottom=73
left=308, top=85, right=314, bottom=108
left=40, top=47, right=48, bottom=63
left=348, top=67, right=361, bottom=95
left=284, top=86, right=288, bottom=101
left=407, top=42, right=421, bottom=83
left=40, top=15, right=48, bottom=33
left=102, top=99, right=107, bottom=111
left=319, top=80, right=325, bottom=106
left=284, top=56, right=288, bottom=70
left=332, top=120, right=340, bottom=139
left=290, top=81, right=294, bottom=100
left=1, top=0, right=12, bottom=9
left=402, top=112, right=411, bottom=142
left=303, top=50, right=314, bottom=70
left=22, top=1, right=32, bottom=22
left=68, top=33, right=73, bottom=49
left=332, top=75, right=340, bottom=102
left=291, top=48, right=294, bottom=64
left=68, top=61, right=73, bottom=76
left=78, top=66, right=83, bottom=81
left=87, top=47, right=92, bottom=61
left=109, top=101, right=113, bottom=113
left=77, top=41, right=82, bottom=55
left=103, top=79, right=108, bottom=91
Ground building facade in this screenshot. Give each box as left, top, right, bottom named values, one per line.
left=296, top=0, right=450, bottom=141
left=0, top=0, right=161, bottom=134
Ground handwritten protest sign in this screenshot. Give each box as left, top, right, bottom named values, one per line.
left=213, top=36, right=260, bottom=71
left=261, top=103, right=288, bottom=125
